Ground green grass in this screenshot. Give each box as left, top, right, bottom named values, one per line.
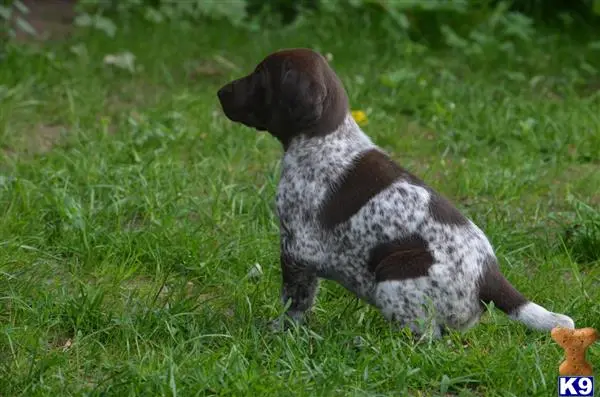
left=1, top=13, right=600, bottom=396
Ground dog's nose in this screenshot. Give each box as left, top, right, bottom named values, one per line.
left=217, top=84, right=234, bottom=101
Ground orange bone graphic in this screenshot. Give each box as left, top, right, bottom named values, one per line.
left=551, top=327, right=598, bottom=376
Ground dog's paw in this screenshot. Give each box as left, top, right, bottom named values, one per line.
left=269, top=317, right=287, bottom=333
left=269, top=311, right=304, bottom=332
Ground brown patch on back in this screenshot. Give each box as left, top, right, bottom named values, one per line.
left=367, top=234, right=434, bottom=282
left=319, top=149, right=424, bottom=229
left=478, top=255, right=527, bottom=314
left=428, top=193, right=468, bottom=226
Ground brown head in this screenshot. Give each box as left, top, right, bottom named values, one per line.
left=217, top=48, right=349, bottom=148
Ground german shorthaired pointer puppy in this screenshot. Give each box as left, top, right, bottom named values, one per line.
left=217, top=48, right=575, bottom=338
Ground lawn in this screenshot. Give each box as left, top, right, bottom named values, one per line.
left=1, top=9, right=600, bottom=396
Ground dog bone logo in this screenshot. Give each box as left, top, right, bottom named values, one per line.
left=551, top=326, right=598, bottom=376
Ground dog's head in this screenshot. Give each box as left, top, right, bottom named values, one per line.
left=217, top=48, right=349, bottom=147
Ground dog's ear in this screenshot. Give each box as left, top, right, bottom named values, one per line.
left=278, top=64, right=326, bottom=127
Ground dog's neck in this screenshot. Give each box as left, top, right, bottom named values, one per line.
left=282, top=113, right=375, bottom=175
left=285, top=113, right=373, bottom=154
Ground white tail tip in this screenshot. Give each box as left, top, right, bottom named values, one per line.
left=510, top=302, right=575, bottom=331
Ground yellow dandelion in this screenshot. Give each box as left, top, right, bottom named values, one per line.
left=351, top=110, right=368, bottom=126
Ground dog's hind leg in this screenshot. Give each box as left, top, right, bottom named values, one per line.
left=374, top=280, right=444, bottom=340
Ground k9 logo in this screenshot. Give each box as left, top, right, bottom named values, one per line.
left=558, top=377, right=594, bottom=396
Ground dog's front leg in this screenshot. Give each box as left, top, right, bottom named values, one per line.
left=272, top=252, right=318, bottom=329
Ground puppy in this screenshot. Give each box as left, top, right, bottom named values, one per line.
left=217, top=48, right=575, bottom=337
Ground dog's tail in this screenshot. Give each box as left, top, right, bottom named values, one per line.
left=478, top=259, right=575, bottom=331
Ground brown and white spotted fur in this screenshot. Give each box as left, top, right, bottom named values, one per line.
left=217, top=48, right=575, bottom=338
